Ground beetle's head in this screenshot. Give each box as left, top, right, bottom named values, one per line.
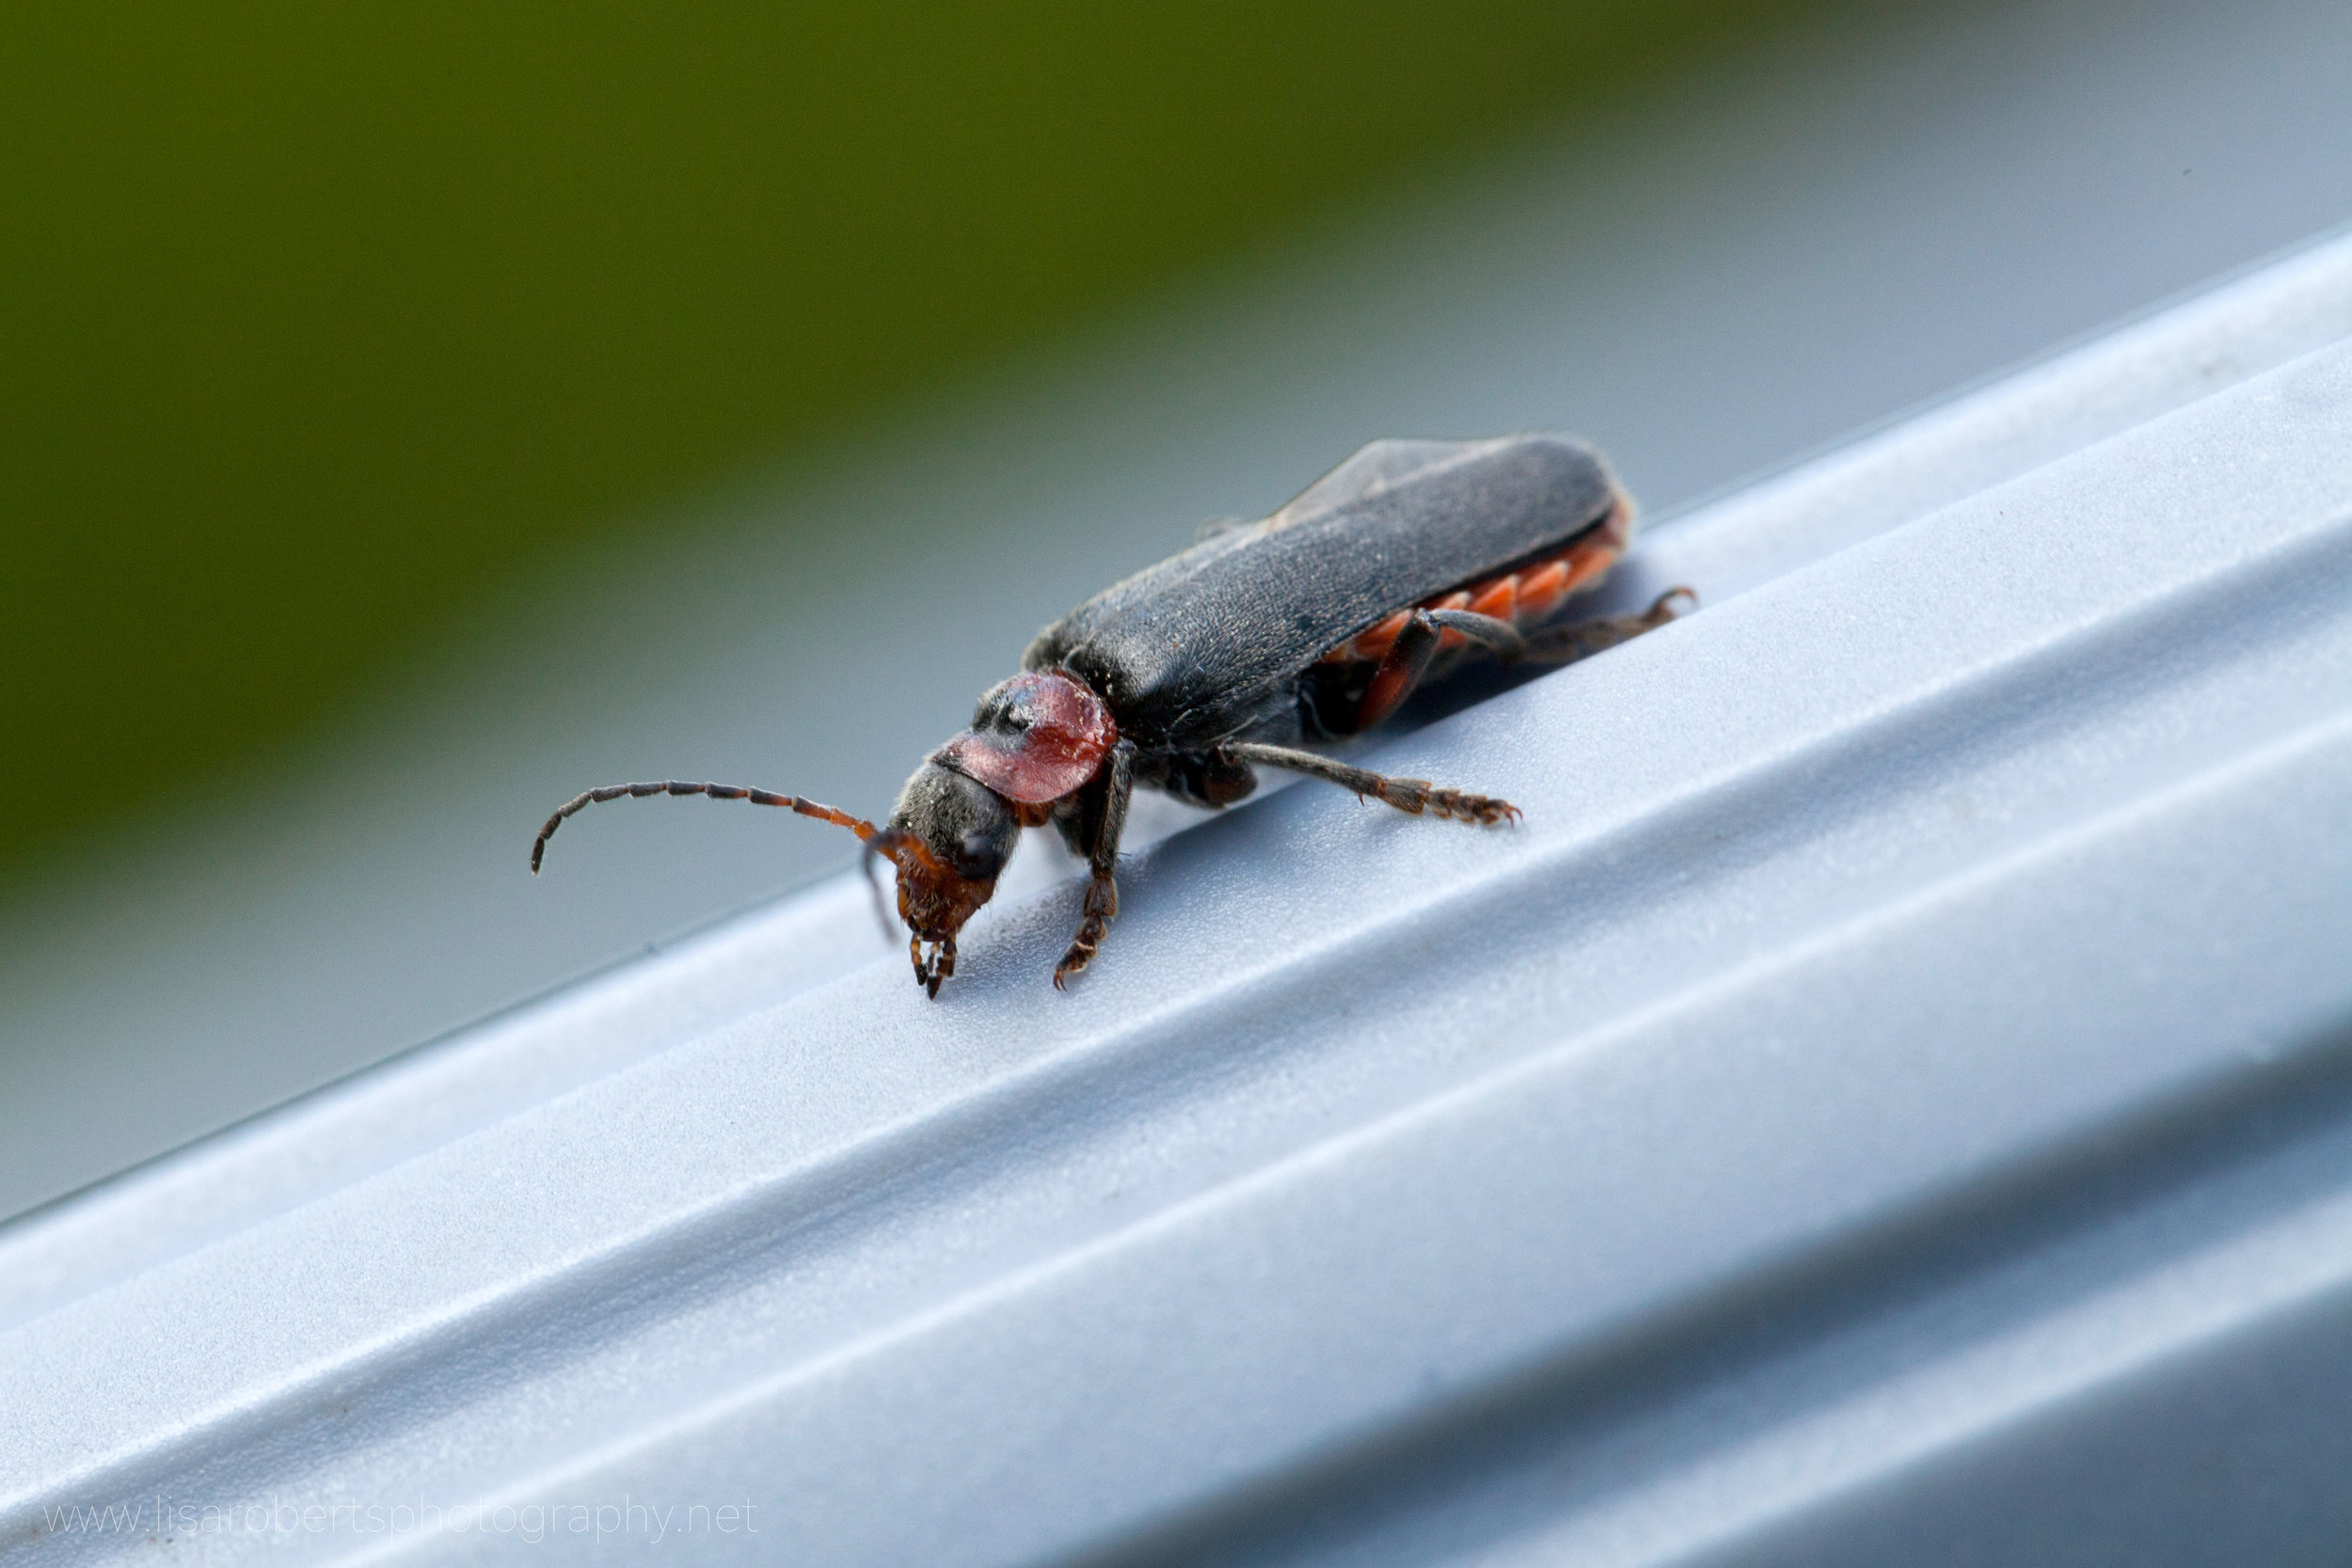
left=873, top=761, right=1020, bottom=996
left=863, top=672, right=1119, bottom=996
left=531, top=668, right=1115, bottom=999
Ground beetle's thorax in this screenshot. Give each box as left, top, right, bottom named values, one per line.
left=882, top=668, right=1118, bottom=941
left=875, top=671, right=1119, bottom=993
left=933, top=670, right=1118, bottom=804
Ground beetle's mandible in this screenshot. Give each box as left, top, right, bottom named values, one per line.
left=532, top=434, right=1693, bottom=995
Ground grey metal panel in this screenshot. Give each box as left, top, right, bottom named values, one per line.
left=4, top=246, right=2351, bottom=1565
left=8, top=230, right=2346, bottom=1343
left=12, top=0, right=2352, bottom=1227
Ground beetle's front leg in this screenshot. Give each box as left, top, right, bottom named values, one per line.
left=1054, top=739, right=1137, bottom=989
left=1222, top=742, right=1519, bottom=825
left=1520, top=587, right=1695, bottom=664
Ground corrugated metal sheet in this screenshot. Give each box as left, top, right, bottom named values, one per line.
left=4, top=231, right=2351, bottom=1567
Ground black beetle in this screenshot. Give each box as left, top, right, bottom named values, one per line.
left=532, top=434, right=1692, bottom=995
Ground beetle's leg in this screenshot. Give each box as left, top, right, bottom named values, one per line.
left=1223, top=741, right=1519, bottom=826
left=1347, top=607, right=1531, bottom=733
left=1520, top=587, right=1696, bottom=665
left=1350, top=610, right=1443, bottom=730
left=1423, top=608, right=1529, bottom=659
left=1055, top=738, right=1137, bottom=990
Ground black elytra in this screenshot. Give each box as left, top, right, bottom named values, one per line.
left=532, top=434, right=1695, bottom=996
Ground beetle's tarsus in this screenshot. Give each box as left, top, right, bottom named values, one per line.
left=1223, top=742, right=1518, bottom=827
left=1383, top=777, right=1519, bottom=824
left=1053, top=933, right=1096, bottom=988
left=1054, top=873, right=1119, bottom=989
left=1521, top=586, right=1696, bottom=664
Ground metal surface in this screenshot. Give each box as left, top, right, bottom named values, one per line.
left=8, top=0, right=2352, bottom=1223
left=6, top=231, right=2351, bottom=1566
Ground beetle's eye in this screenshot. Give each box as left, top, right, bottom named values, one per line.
left=958, top=831, right=1004, bottom=876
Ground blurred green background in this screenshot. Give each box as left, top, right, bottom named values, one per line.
left=2, top=0, right=1788, bottom=876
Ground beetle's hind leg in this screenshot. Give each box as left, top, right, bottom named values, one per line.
left=1520, top=587, right=1695, bottom=665
left=1340, top=589, right=1694, bottom=734
left=1348, top=607, right=1527, bottom=732
left=1222, top=741, right=1519, bottom=826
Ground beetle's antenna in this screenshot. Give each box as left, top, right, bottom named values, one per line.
left=860, top=832, right=902, bottom=941
left=531, top=781, right=878, bottom=874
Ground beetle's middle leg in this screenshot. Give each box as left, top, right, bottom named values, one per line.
left=1054, top=739, right=1137, bottom=990
left=1223, top=741, right=1519, bottom=826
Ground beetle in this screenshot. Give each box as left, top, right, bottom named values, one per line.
left=532, top=433, right=1692, bottom=995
